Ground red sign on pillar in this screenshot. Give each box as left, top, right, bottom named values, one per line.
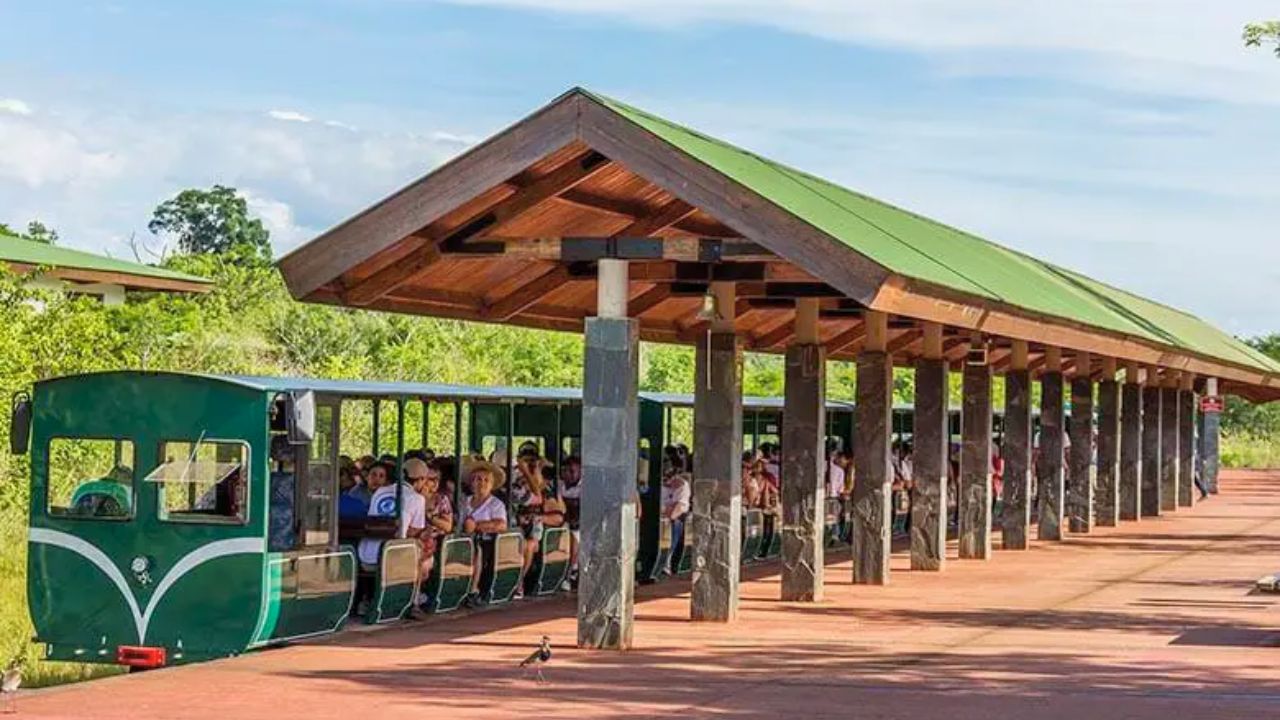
left=1200, top=395, right=1224, bottom=414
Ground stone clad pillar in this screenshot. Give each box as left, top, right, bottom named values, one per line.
left=691, top=282, right=743, bottom=622
left=1095, top=357, right=1120, bottom=527
left=1068, top=351, right=1095, bottom=533
left=1160, top=373, right=1180, bottom=513
left=853, top=310, right=892, bottom=584
left=959, top=335, right=993, bottom=560
left=1001, top=340, right=1032, bottom=550
left=1178, top=377, right=1196, bottom=507
left=781, top=299, right=825, bottom=601
left=1119, top=362, right=1143, bottom=521
left=1202, top=377, right=1222, bottom=494
left=911, top=323, right=948, bottom=571
left=1037, top=347, right=1066, bottom=541
left=1141, top=373, right=1163, bottom=517
left=578, top=259, right=638, bottom=649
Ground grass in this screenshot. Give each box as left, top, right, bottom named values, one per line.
left=0, top=523, right=123, bottom=688
left=1220, top=433, right=1280, bottom=470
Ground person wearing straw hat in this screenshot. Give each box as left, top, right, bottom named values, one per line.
left=462, top=459, right=508, bottom=604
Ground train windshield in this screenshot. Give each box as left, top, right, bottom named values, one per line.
left=146, top=439, right=249, bottom=523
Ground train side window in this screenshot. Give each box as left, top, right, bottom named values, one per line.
left=46, top=438, right=135, bottom=520
left=148, top=440, right=249, bottom=524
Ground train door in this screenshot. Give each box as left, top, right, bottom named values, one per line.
left=255, top=394, right=355, bottom=646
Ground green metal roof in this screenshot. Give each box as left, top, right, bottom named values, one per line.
left=584, top=90, right=1280, bottom=376
left=0, top=231, right=211, bottom=286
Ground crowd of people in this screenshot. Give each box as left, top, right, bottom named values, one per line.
left=325, top=431, right=1037, bottom=616
left=333, top=440, right=580, bottom=613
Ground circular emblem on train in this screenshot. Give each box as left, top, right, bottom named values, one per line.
left=375, top=495, right=396, bottom=515
left=130, top=555, right=152, bottom=586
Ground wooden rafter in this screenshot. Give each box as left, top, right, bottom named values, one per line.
left=618, top=198, right=697, bottom=236
left=484, top=265, right=574, bottom=321
left=753, top=320, right=795, bottom=350
left=886, top=327, right=923, bottom=355
left=341, top=149, right=611, bottom=306
left=555, top=189, right=738, bottom=238
left=825, top=324, right=866, bottom=355
left=626, top=284, right=672, bottom=317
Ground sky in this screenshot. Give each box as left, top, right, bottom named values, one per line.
left=1, top=0, right=1278, bottom=335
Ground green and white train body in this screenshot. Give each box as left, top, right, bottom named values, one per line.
left=19, top=370, right=902, bottom=669
left=26, top=372, right=355, bottom=666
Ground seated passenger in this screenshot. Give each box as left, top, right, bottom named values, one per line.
left=357, top=459, right=427, bottom=571
left=461, top=461, right=508, bottom=604
left=510, top=453, right=565, bottom=599
left=418, top=459, right=454, bottom=572
left=338, top=458, right=369, bottom=519
left=559, top=456, right=582, bottom=591
left=356, top=460, right=391, bottom=504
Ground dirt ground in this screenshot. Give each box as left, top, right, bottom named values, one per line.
left=17, top=470, right=1280, bottom=719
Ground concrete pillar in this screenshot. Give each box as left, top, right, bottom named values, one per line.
left=1160, top=375, right=1180, bottom=513
left=1202, top=377, right=1221, bottom=494
left=1067, top=352, right=1094, bottom=533
left=911, top=323, right=948, bottom=571
left=1178, top=377, right=1196, bottom=507
left=780, top=299, right=825, bottom=601
left=1000, top=340, right=1032, bottom=550
left=1141, top=375, right=1163, bottom=517
left=691, top=282, right=742, bottom=622
left=959, top=336, right=993, bottom=560
left=1119, top=362, right=1143, bottom=521
left=577, top=259, right=638, bottom=649
left=1037, top=347, right=1066, bottom=541
left=852, top=310, right=892, bottom=584
left=1095, top=357, right=1120, bottom=527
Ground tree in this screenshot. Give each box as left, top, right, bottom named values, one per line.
left=24, top=220, right=58, bottom=245
left=148, top=185, right=271, bottom=260
left=1244, top=21, right=1280, bottom=57
left=0, top=220, right=59, bottom=244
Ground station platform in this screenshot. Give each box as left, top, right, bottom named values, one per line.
left=19, top=470, right=1280, bottom=719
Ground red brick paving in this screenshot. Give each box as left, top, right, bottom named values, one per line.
left=18, top=470, right=1280, bottom=719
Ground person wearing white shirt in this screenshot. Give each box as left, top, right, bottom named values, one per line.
left=462, top=465, right=509, bottom=602
left=357, top=458, right=429, bottom=567
left=660, top=472, right=692, bottom=574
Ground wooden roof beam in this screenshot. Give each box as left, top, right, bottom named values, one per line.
left=886, top=327, right=923, bottom=355
left=825, top=323, right=866, bottom=355
left=555, top=189, right=739, bottom=238
left=472, top=151, right=614, bottom=238
left=483, top=265, right=575, bottom=321
left=627, top=284, right=672, bottom=317
left=341, top=149, right=611, bottom=306
left=752, top=320, right=795, bottom=351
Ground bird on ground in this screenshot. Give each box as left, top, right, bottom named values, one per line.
left=518, top=635, right=552, bottom=683
left=2, top=656, right=23, bottom=714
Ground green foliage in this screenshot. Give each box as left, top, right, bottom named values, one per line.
left=148, top=185, right=271, bottom=260
left=1220, top=433, right=1280, bottom=469
left=1244, top=21, right=1280, bottom=57
left=24, top=221, right=58, bottom=245
left=0, top=220, right=59, bottom=245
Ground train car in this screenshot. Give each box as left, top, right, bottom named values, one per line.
left=11, top=370, right=1026, bottom=671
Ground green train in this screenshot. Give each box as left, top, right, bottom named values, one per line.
left=14, top=371, right=905, bottom=670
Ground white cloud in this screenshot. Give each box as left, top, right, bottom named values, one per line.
left=242, top=189, right=315, bottom=254
left=428, top=130, right=480, bottom=145
left=0, top=100, right=477, bottom=263
left=0, top=97, right=33, bottom=115
left=267, top=109, right=313, bottom=123
left=442, top=0, right=1280, bottom=104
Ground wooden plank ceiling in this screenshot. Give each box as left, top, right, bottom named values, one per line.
left=301, top=141, right=1171, bottom=377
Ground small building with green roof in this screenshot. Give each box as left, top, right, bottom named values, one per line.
left=0, top=231, right=211, bottom=304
